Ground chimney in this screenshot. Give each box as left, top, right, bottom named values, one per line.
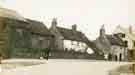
left=100, top=24, right=105, bottom=37
left=72, top=24, right=77, bottom=31
left=51, top=18, right=57, bottom=27
left=51, top=18, right=57, bottom=30
left=129, top=25, right=132, bottom=34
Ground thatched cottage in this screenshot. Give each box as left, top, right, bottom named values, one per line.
left=50, top=18, right=93, bottom=53
left=0, top=7, right=53, bottom=58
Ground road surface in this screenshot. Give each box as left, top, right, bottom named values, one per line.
left=0, top=59, right=134, bottom=75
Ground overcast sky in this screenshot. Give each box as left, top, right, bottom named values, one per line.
left=0, top=0, right=135, bottom=40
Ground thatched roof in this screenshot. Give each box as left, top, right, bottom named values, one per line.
left=56, top=27, right=89, bottom=42
left=26, top=19, right=53, bottom=36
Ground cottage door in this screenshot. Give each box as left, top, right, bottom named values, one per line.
left=119, top=53, right=122, bottom=61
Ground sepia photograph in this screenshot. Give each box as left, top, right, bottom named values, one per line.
left=0, top=0, right=135, bottom=75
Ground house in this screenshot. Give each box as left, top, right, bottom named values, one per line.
left=106, top=34, right=128, bottom=61
left=26, top=19, right=54, bottom=50
left=113, top=25, right=135, bottom=61
left=49, top=18, right=104, bottom=59
left=0, top=7, right=53, bottom=58
left=94, top=25, right=128, bottom=61
left=50, top=18, right=93, bottom=53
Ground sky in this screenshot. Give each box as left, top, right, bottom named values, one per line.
left=0, top=0, right=135, bottom=40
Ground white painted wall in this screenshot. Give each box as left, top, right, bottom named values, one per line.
left=63, top=40, right=88, bottom=53
left=110, top=45, right=127, bottom=61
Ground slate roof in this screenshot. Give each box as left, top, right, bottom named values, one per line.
left=56, top=27, right=89, bottom=43
left=27, top=19, right=53, bottom=36
left=106, top=34, right=126, bottom=46
left=114, top=25, right=135, bottom=40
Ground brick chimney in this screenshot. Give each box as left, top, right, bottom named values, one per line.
left=51, top=18, right=57, bottom=27
left=51, top=18, right=57, bottom=30
left=72, top=24, right=77, bottom=31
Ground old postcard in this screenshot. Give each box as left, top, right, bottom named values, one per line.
left=0, top=0, right=134, bottom=75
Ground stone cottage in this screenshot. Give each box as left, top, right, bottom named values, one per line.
left=50, top=18, right=93, bottom=53
left=0, top=7, right=53, bottom=58
left=94, top=25, right=127, bottom=61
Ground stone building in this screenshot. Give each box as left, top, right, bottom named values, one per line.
left=106, top=34, right=128, bottom=61
left=0, top=7, right=53, bottom=58
left=94, top=25, right=127, bottom=61
left=113, top=25, right=135, bottom=61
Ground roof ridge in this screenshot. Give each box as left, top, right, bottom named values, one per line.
left=56, top=26, right=82, bottom=33
left=56, top=26, right=88, bottom=43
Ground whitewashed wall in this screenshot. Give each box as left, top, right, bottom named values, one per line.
left=110, top=45, right=127, bottom=61
left=63, top=40, right=88, bottom=52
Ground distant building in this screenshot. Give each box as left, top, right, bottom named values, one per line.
left=50, top=18, right=93, bottom=53
left=94, top=25, right=127, bottom=61
left=113, top=25, right=135, bottom=61
left=0, top=7, right=53, bottom=58
left=106, top=34, right=128, bottom=61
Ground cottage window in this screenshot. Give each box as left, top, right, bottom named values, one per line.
left=122, top=34, right=125, bottom=38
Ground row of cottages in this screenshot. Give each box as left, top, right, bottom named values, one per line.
left=0, top=7, right=103, bottom=59
left=94, top=25, right=128, bottom=61
left=0, top=7, right=53, bottom=58
left=50, top=18, right=94, bottom=54
left=113, top=25, right=135, bottom=61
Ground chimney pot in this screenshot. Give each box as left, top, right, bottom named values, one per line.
left=72, top=24, right=77, bottom=31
